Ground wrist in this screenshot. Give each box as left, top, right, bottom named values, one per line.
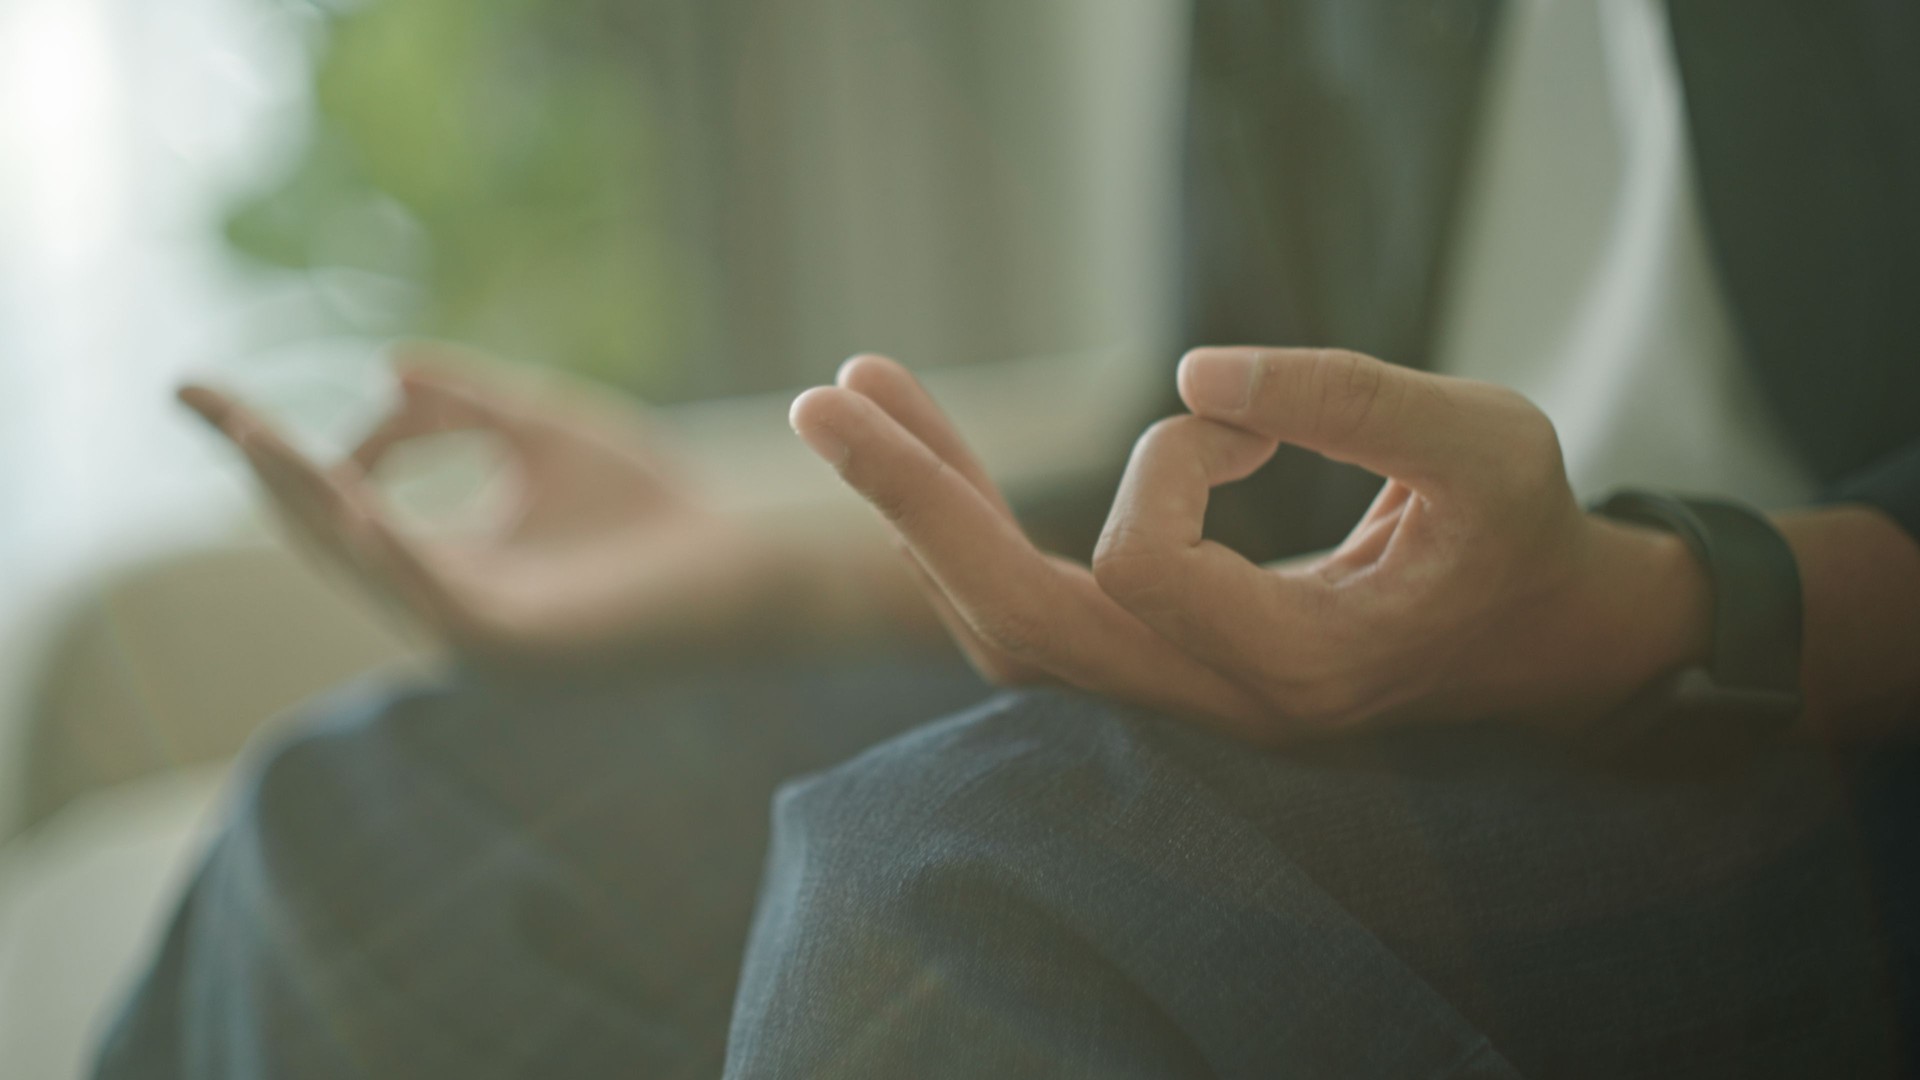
left=1526, top=516, right=1715, bottom=726
left=1777, top=506, right=1920, bottom=732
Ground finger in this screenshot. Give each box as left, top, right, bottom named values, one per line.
left=233, top=420, right=373, bottom=565
left=180, top=385, right=357, bottom=553
left=180, top=383, right=465, bottom=635
left=242, top=406, right=465, bottom=635
left=1102, top=415, right=1278, bottom=551
left=1095, top=414, right=1323, bottom=676
left=180, top=386, right=337, bottom=523
left=346, top=398, right=447, bottom=475
left=895, top=541, right=1042, bottom=686
left=348, top=365, right=540, bottom=474
left=387, top=340, right=546, bottom=417
left=793, top=386, right=1272, bottom=734
left=180, top=385, right=301, bottom=452
left=177, top=384, right=243, bottom=435
left=1041, top=557, right=1278, bottom=739
left=1177, top=347, right=1496, bottom=486
left=392, top=342, right=650, bottom=443
left=794, top=378, right=1054, bottom=682
left=394, top=364, right=534, bottom=428
left=791, top=386, right=1045, bottom=617
left=355, top=511, right=466, bottom=639
left=834, top=354, right=1014, bottom=519
left=1338, top=479, right=1416, bottom=566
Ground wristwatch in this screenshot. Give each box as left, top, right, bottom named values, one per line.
left=1592, top=491, right=1805, bottom=741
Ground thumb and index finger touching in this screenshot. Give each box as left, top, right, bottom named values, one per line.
left=1097, top=347, right=1482, bottom=671
left=1175, top=347, right=1487, bottom=485
left=178, top=345, right=529, bottom=480
left=176, top=352, right=475, bottom=623
left=348, top=347, right=546, bottom=474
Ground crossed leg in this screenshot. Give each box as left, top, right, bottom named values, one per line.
left=727, top=689, right=1901, bottom=1079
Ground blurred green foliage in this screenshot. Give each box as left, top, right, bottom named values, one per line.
left=227, top=0, right=687, bottom=392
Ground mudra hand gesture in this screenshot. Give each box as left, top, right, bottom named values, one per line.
left=792, top=349, right=1708, bottom=743
left=181, top=346, right=797, bottom=667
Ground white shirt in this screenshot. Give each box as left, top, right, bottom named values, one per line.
left=1431, top=0, right=1813, bottom=510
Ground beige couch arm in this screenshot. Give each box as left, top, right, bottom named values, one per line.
left=16, top=544, right=421, bottom=840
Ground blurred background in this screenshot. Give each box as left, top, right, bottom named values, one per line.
left=0, top=0, right=1186, bottom=1073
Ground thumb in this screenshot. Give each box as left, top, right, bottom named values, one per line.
left=1177, top=347, right=1502, bottom=486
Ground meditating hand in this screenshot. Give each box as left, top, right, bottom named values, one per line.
left=795, top=349, right=1715, bottom=744
left=180, top=345, right=808, bottom=667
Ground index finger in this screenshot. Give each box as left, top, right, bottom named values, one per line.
left=346, top=369, right=533, bottom=475
left=1094, top=414, right=1326, bottom=678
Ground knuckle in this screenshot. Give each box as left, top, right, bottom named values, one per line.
left=1090, top=540, right=1170, bottom=607
left=1487, top=392, right=1567, bottom=495
left=1310, top=350, right=1395, bottom=445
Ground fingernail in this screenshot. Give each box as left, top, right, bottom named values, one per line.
left=1181, top=352, right=1258, bottom=413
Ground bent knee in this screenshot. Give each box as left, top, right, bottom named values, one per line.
left=231, top=676, right=470, bottom=852
left=771, top=688, right=1175, bottom=871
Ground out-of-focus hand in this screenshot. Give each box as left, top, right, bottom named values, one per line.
left=795, top=350, right=1712, bottom=745
left=181, top=346, right=796, bottom=666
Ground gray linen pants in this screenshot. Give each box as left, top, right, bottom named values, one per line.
left=95, top=648, right=1904, bottom=1078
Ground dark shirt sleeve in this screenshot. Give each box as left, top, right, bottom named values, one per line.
left=1827, top=439, right=1920, bottom=546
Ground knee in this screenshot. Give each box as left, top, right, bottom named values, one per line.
left=231, top=676, right=467, bottom=857
left=769, top=687, right=1161, bottom=885
left=734, top=690, right=1205, bottom=1055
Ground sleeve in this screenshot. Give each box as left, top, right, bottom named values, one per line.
left=1827, top=439, right=1920, bottom=546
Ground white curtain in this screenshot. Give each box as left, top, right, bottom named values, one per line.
left=0, top=0, right=336, bottom=809
left=649, top=0, right=1190, bottom=394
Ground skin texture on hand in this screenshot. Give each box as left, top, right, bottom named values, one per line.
left=795, top=349, right=1725, bottom=745
left=179, top=345, right=916, bottom=669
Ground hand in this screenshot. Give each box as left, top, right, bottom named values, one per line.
left=181, top=346, right=794, bottom=666
left=1094, top=347, right=1713, bottom=737
left=794, top=350, right=1712, bottom=745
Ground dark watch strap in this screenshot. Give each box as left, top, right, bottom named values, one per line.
left=1594, top=491, right=1804, bottom=724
